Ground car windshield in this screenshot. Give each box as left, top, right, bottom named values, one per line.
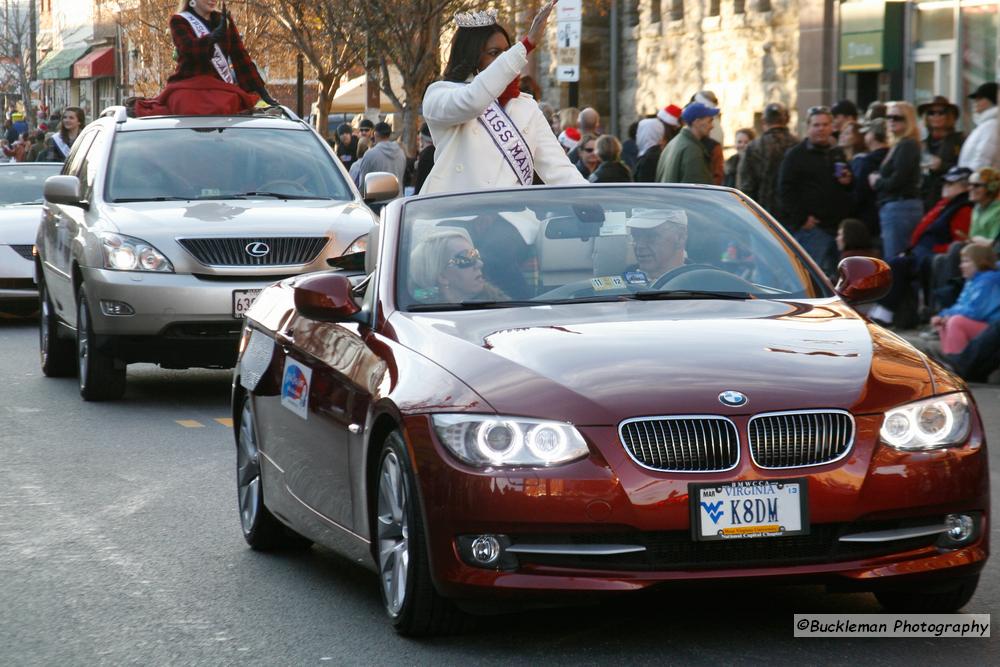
left=104, top=127, right=353, bottom=203
left=0, top=165, right=62, bottom=204
left=396, top=187, right=831, bottom=311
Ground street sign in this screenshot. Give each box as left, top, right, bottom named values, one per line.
left=557, top=21, right=581, bottom=48
left=556, top=0, right=583, bottom=22
left=555, top=18, right=581, bottom=83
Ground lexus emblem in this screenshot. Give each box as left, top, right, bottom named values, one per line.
left=245, top=241, right=270, bottom=258
left=719, top=391, right=748, bottom=407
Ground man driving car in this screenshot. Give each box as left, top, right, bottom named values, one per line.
left=627, top=208, right=689, bottom=282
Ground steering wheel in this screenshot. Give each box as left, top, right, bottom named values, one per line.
left=651, top=263, right=757, bottom=292
left=257, top=178, right=310, bottom=194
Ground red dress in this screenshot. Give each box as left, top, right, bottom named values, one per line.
left=134, top=12, right=263, bottom=116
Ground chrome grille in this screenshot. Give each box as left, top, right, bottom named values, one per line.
left=748, top=410, right=854, bottom=469
left=8, top=244, right=34, bottom=261
left=177, top=237, right=328, bottom=267
left=619, top=417, right=739, bottom=472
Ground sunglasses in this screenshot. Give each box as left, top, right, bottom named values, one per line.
left=807, top=106, right=831, bottom=116
left=926, top=109, right=949, bottom=116
left=447, top=248, right=481, bottom=268
left=886, top=115, right=905, bottom=122
left=581, top=147, right=595, bottom=153
left=970, top=183, right=987, bottom=189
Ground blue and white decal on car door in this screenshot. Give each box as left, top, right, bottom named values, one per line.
left=281, top=358, right=312, bottom=420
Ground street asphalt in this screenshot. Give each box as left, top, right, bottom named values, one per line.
left=0, top=316, right=997, bottom=665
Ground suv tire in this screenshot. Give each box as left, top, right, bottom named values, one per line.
left=77, top=284, right=127, bottom=401
left=39, top=276, right=76, bottom=377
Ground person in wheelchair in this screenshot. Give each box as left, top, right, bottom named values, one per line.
left=626, top=209, right=689, bottom=282
left=409, top=229, right=509, bottom=303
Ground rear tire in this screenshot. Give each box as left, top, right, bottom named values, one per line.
left=237, top=396, right=311, bottom=551
left=76, top=284, right=126, bottom=401
left=38, top=277, right=75, bottom=377
left=875, top=574, right=980, bottom=612
left=376, top=430, right=467, bottom=637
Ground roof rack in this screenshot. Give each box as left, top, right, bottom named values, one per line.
left=100, top=105, right=129, bottom=124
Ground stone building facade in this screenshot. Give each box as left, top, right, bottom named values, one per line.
left=515, top=0, right=838, bottom=148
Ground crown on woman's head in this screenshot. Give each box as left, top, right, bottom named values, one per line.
left=454, top=9, right=498, bottom=28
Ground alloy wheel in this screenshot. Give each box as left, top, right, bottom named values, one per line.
left=237, top=399, right=262, bottom=534
left=377, top=451, right=409, bottom=616
left=77, top=297, right=89, bottom=380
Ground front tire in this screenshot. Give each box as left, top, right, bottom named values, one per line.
left=76, top=284, right=126, bottom=401
left=875, top=574, right=980, bottom=612
left=376, top=430, right=466, bottom=637
left=237, top=396, right=311, bottom=551
left=38, top=276, right=75, bottom=377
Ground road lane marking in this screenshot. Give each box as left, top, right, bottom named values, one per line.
left=175, top=419, right=204, bottom=428
left=215, top=418, right=234, bottom=428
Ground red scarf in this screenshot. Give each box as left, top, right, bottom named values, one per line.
left=498, top=76, right=521, bottom=108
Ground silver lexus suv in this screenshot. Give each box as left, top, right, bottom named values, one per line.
left=36, top=105, right=396, bottom=401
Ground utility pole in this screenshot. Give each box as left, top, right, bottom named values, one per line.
left=28, top=0, right=35, bottom=80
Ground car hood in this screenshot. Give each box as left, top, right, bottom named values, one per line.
left=390, top=299, right=936, bottom=425
left=0, top=204, right=44, bottom=243
left=99, top=199, right=373, bottom=244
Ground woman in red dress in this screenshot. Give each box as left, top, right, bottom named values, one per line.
left=135, top=0, right=276, bottom=116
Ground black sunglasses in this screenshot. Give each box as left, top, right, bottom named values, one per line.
left=926, top=109, right=948, bottom=116
left=886, top=114, right=906, bottom=122
left=807, top=106, right=831, bottom=117
left=447, top=249, right=481, bottom=269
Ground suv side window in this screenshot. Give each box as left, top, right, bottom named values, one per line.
left=78, top=130, right=108, bottom=202
left=61, top=130, right=98, bottom=178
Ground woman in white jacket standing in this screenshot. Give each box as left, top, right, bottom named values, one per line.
left=420, top=1, right=586, bottom=194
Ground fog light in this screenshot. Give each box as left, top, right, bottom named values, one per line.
left=943, top=514, right=975, bottom=545
left=100, top=300, right=135, bottom=316
left=470, top=535, right=501, bottom=565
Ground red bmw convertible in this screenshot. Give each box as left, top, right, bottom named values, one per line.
left=232, top=184, right=989, bottom=636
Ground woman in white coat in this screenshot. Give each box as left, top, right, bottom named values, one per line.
left=421, top=1, right=586, bottom=194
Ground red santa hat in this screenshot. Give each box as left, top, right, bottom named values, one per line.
left=657, top=104, right=683, bottom=127
left=558, top=126, right=581, bottom=151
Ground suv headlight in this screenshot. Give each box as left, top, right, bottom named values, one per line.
left=343, top=234, right=367, bottom=255
left=99, top=232, right=173, bottom=272
left=432, top=414, right=590, bottom=467
left=880, top=393, right=971, bottom=450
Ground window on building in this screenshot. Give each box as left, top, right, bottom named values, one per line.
left=708, top=0, right=721, bottom=17
left=670, top=0, right=684, bottom=22
left=651, top=0, right=662, bottom=23
left=755, top=0, right=771, bottom=11
left=734, top=0, right=746, bottom=14
left=628, top=1, right=641, bottom=27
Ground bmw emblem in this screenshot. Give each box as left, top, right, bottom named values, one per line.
left=719, top=390, right=748, bottom=407
left=245, top=241, right=270, bottom=258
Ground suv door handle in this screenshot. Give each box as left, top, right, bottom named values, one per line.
left=276, top=328, right=295, bottom=347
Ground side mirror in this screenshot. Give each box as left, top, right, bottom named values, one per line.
left=363, top=172, right=399, bottom=203
left=835, top=256, right=892, bottom=305
left=293, top=273, right=362, bottom=322
left=44, top=175, right=87, bottom=208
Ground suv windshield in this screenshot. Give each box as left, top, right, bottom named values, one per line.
left=0, top=165, right=62, bottom=204
left=105, top=127, right=353, bottom=202
left=397, top=187, right=831, bottom=311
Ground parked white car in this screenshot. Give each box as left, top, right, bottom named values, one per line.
left=1, top=163, right=62, bottom=307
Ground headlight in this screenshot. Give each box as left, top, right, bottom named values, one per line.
left=342, top=234, right=367, bottom=255
left=99, top=233, right=173, bottom=272
left=880, top=393, right=971, bottom=450
left=432, top=414, right=589, bottom=467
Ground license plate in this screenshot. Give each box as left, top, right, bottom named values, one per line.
left=690, top=479, right=809, bottom=541
left=232, top=289, right=261, bottom=319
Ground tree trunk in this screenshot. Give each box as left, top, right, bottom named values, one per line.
left=316, top=74, right=338, bottom=138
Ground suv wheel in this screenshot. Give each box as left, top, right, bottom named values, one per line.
left=39, top=277, right=75, bottom=377
left=77, top=284, right=126, bottom=401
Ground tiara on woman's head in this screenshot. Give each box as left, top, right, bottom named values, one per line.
left=454, top=9, right=498, bottom=28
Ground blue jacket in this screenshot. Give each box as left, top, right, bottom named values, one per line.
left=942, top=269, right=1000, bottom=323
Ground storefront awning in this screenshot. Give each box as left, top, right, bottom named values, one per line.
left=73, top=47, right=114, bottom=79
left=37, top=45, right=92, bottom=80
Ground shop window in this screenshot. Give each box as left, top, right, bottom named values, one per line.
left=670, top=0, right=684, bottom=22
left=708, top=0, right=720, bottom=17
left=961, top=2, right=998, bottom=126
left=916, top=4, right=955, bottom=44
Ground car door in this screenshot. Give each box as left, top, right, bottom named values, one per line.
left=275, top=310, right=378, bottom=531
left=42, top=129, right=99, bottom=322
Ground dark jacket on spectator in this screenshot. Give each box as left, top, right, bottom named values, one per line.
left=850, top=147, right=889, bottom=236
left=922, top=130, right=964, bottom=210
left=589, top=160, right=632, bottom=183
left=413, top=144, right=435, bottom=194
left=874, top=137, right=922, bottom=207
left=633, top=145, right=662, bottom=183
left=777, top=139, right=852, bottom=233
left=737, top=126, right=798, bottom=219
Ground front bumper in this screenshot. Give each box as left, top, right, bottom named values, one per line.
left=402, top=413, right=990, bottom=600
left=0, top=244, right=36, bottom=301
left=81, top=266, right=284, bottom=336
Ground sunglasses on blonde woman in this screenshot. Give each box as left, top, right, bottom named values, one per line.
left=447, top=249, right=481, bottom=268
